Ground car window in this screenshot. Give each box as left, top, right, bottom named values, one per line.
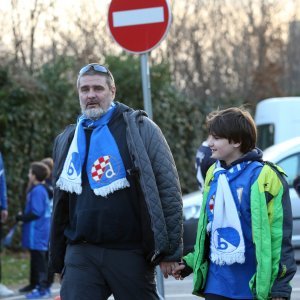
left=257, top=124, right=275, bottom=150
left=277, top=153, right=300, bottom=186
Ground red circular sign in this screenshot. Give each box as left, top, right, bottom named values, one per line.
left=108, top=0, right=171, bottom=54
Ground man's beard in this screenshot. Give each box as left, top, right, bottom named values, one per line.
left=82, top=107, right=107, bottom=120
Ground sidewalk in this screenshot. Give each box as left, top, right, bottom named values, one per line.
left=0, top=283, right=60, bottom=300
left=0, top=283, right=116, bottom=300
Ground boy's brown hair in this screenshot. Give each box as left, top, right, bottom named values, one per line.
left=30, top=161, right=50, bottom=182
left=206, top=107, right=257, bottom=153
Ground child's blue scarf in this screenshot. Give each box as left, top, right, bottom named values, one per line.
left=206, top=161, right=251, bottom=265
left=57, top=105, right=130, bottom=197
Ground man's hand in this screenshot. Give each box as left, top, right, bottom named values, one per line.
left=159, top=262, right=179, bottom=279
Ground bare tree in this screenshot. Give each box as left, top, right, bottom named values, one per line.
left=160, top=0, right=292, bottom=116
left=10, top=0, right=46, bottom=73
left=5, top=0, right=115, bottom=71
left=2, top=0, right=300, bottom=103
left=285, top=19, right=300, bottom=94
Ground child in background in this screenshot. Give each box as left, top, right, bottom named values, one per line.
left=41, top=157, right=53, bottom=197
left=41, top=157, right=55, bottom=293
left=173, top=107, right=296, bottom=300
left=16, top=162, right=51, bottom=299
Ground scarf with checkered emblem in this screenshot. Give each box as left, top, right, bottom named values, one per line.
left=56, top=105, right=130, bottom=196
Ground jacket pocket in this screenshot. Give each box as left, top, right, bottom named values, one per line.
left=194, top=260, right=208, bottom=292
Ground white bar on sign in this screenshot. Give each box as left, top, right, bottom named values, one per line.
left=113, top=7, right=164, bottom=27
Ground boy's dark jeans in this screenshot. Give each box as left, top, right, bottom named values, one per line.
left=30, top=250, right=48, bottom=290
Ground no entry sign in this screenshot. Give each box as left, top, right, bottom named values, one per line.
left=108, top=0, right=171, bottom=54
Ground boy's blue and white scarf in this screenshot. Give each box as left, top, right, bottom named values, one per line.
left=57, top=105, right=130, bottom=197
left=206, top=161, right=250, bottom=266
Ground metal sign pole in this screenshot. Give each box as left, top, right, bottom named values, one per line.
left=156, top=266, right=165, bottom=299
left=140, top=53, right=164, bottom=299
left=140, top=53, right=153, bottom=119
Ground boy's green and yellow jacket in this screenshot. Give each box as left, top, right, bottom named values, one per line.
left=184, top=162, right=296, bottom=299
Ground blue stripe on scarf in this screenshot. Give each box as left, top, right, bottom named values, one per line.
left=58, top=105, right=130, bottom=196
left=82, top=107, right=129, bottom=195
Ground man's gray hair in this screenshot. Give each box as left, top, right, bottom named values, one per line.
left=77, top=68, right=115, bottom=89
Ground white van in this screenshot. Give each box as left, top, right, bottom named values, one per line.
left=254, top=97, right=300, bottom=150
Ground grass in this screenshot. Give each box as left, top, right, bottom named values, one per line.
left=1, top=249, right=30, bottom=289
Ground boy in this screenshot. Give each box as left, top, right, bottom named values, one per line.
left=16, top=162, right=51, bottom=299
left=173, top=107, right=296, bottom=300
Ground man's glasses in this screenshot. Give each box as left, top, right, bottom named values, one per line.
left=78, top=63, right=114, bottom=82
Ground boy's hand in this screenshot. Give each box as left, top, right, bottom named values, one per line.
left=172, top=263, right=186, bottom=280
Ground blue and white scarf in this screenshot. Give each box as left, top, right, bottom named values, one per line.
left=206, top=161, right=250, bottom=265
left=57, top=105, right=130, bottom=197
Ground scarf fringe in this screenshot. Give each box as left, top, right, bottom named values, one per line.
left=93, top=178, right=130, bottom=197
left=211, top=251, right=245, bottom=266
left=56, top=177, right=82, bottom=195
left=207, top=221, right=212, bottom=233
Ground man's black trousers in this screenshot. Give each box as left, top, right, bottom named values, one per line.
left=60, top=243, right=159, bottom=300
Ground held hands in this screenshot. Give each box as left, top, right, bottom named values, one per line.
left=159, top=261, right=187, bottom=279
left=172, top=262, right=186, bottom=280
left=159, top=262, right=180, bottom=279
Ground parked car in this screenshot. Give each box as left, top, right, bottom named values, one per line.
left=182, top=191, right=202, bottom=255
left=263, top=137, right=300, bottom=248
left=183, top=137, right=300, bottom=254
left=183, top=190, right=202, bottom=221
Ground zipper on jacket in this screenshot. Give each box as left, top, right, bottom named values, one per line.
left=151, top=250, right=161, bottom=263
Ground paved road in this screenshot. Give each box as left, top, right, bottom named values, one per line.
left=3, top=260, right=300, bottom=300
left=2, top=273, right=300, bottom=300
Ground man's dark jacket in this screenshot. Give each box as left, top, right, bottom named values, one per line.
left=49, top=103, right=183, bottom=273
